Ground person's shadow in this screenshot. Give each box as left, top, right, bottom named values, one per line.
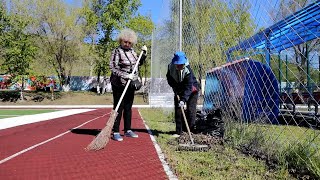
left=70, top=129, right=101, bottom=136
left=70, top=128, right=176, bottom=137
left=130, top=128, right=176, bottom=137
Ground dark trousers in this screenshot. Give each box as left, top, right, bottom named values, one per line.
left=112, top=85, right=135, bottom=132
left=174, top=92, right=199, bottom=135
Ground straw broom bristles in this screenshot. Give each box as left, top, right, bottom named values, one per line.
left=85, top=110, right=118, bottom=151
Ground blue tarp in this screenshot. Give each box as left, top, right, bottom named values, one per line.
left=203, top=59, right=280, bottom=124
left=242, top=60, right=280, bottom=124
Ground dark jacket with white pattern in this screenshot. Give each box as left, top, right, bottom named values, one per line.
left=166, top=63, right=199, bottom=102
left=109, top=46, right=146, bottom=87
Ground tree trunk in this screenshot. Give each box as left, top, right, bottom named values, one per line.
left=20, top=76, right=24, bottom=101
left=96, top=71, right=101, bottom=94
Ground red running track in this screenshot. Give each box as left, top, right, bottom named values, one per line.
left=0, top=109, right=168, bottom=180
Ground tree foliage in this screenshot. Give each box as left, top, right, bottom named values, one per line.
left=80, top=0, right=100, bottom=76
left=127, top=14, right=154, bottom=80
left=161, top=0, right=255, bottom=79
left=0, top=6, right=37, bottom=76
left=1, top=0, right=154, bottom=91
left=0, top=4, right=8, bottom=65
left=96, top=0, right=141, bottom=52
left=10, top=0, right=88, bottom=89
left=88, top=0, right=153, bottom=79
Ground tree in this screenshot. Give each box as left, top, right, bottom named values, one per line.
left=163, top=0, right=254, bottom=75
left=0, top=9, right=37, bottom=99
left=127, top=14, right=154, bottom=82
left=11, top=0, right=87, bottom=90
left=212, top=0, right=254, bottom=63
left=97, top=0, right=141, bottom=53
left=0, top=4, right=8, bottom=66
left=81, top=0, right=100, bottom=76
left=90, top=0, right=151, bottom=79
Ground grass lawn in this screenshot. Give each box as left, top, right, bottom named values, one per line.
left=227, top=122, right=320, bottom=178
left=0, top=109, right=57, bottom=119
left=139, top=108, right=293, bottom=179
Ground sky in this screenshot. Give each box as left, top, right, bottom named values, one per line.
left=139, top=0, right=168, bottom=24
left=64, top=0, right=167, bottom=24
left=139, top=0, right=275, bottom=28
left=63, top=0, right=273, bottom=27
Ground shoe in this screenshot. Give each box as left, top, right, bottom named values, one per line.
left=172, top=134, right=180, bottom=138
left=113, top=132, right=123, bottom=141
left=125, top=130, right=138, bottom=138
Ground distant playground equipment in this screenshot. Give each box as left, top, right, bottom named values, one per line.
left=0, top=75, right=60, bottom=92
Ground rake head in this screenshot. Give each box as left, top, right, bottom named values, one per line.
left=178, top=143, right=210, bottom=152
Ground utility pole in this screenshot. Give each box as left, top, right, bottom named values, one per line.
left=179, top=0, right=182, bottom=51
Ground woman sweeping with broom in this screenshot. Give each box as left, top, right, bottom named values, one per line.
left=86, top=29, right=147, bottom=150
left=109, top=28, right=147, bottom=141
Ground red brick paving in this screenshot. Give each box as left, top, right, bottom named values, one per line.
left=0, top=109, right=168, bottom=180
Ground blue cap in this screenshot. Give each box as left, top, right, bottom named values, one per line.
left=172, top=51, right=187, bottom=65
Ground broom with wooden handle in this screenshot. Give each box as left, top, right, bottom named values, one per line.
left=86, top=50, right=145, bottom=151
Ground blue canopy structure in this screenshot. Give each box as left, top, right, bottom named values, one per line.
left=227, top=1, right=320, bottom=62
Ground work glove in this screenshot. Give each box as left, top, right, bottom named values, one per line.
left=178, top=100, right=186, bottom=110
left=141, top=45, right=148, bottom=55
left=123, top=73, right=134, bottom=80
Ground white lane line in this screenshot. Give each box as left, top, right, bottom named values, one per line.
left=0, top=109, right=95, bottom=130
left=138, top=110, right=178, bottom=180
left=0, top=105, right=204, bottom=109
left=0, top=113, right=108, bottom=165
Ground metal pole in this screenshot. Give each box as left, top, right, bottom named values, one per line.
left=265, top=32, right=271, bottom=67
left=278, top=54, right=282, bottom=111
left=286, top=55, right=288, bottom=93
left=199, top=63, right=203, bottom=96
left=306, top=44, right=310, bottom=111
left=150, top=30, right=154, bottom=104
left=151, top=31, right=153, bottom=78
left=278, top=54, right=282, bottom=94
left=318, top=56, right=320, bottom=85
left=306, top=43, right=310, bottom=92
left=179, top=0, right=182, bottom=51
